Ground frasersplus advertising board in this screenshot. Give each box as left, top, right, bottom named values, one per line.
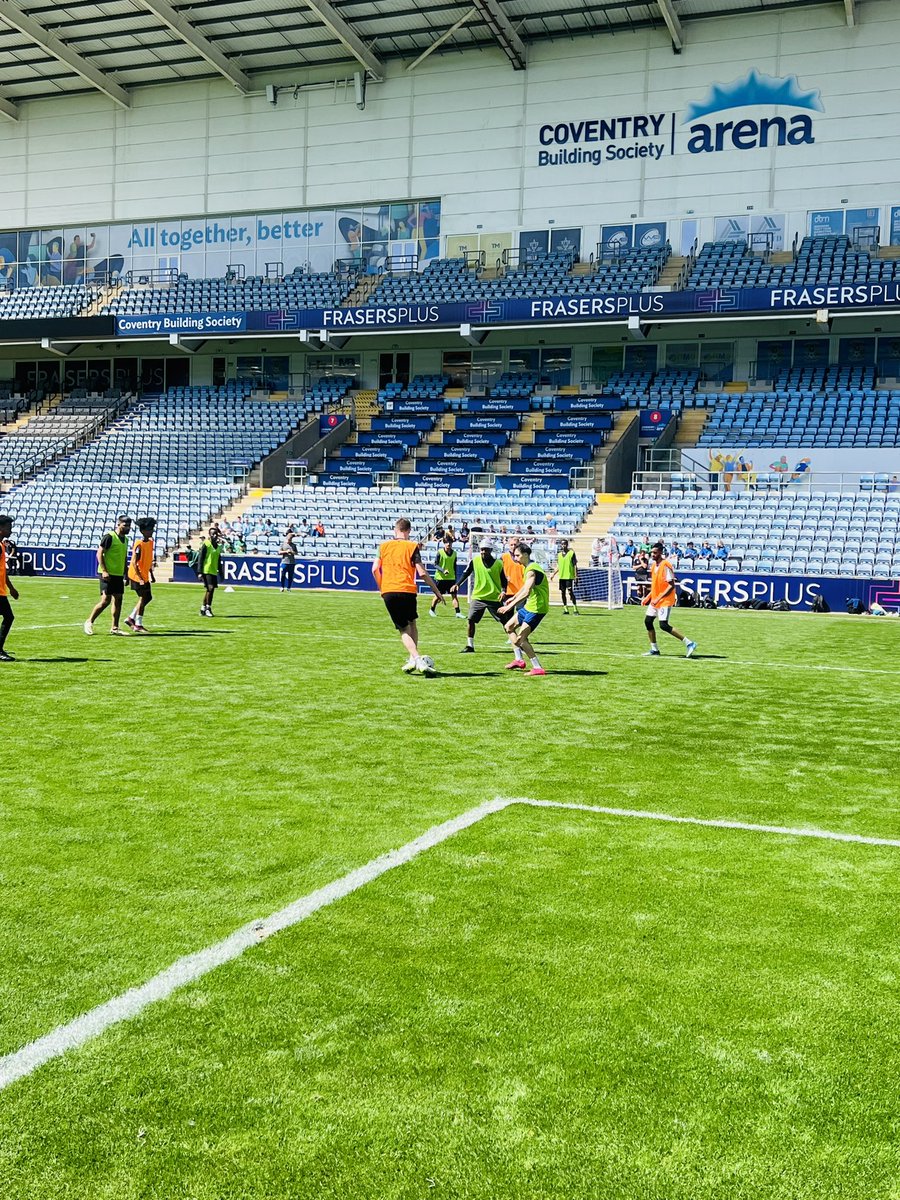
left=16, top=549, right=900, bottom=612
left=113, top=281, right=900, bottom=339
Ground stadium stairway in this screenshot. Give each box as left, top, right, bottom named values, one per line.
left=160, top=487, right=270, bottom=577
left=674, top=409, right=710, bottom=446
left=591, top=408, right=639, bottom=482
left=655, top=255, right=688, bottom=289
left=577, top=493, right=631, bottom=540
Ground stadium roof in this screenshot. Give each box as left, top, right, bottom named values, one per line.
left=0, top=0, right=859, bottom=118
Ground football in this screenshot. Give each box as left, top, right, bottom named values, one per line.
left=416, top=655, right=436, bottom=675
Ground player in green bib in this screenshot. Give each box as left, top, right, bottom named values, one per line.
left=451, top=539, right=508, bottom=653
left=498, top=541, right=549, bottom=675
left=551, top=538, right=579, bottom=615
left=84, top=514, right=132, bottom=636
left=429, top=536, right=464, bottom=619
left=198, top=527, right=225, bottom=617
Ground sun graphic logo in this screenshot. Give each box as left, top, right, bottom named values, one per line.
left=683, top=69, right=824, bottom=155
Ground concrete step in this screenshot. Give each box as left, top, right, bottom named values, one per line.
left=673, top=409, right=709, bottom=447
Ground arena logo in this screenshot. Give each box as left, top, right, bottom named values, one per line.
left=683, top=69, right=823, bottom=154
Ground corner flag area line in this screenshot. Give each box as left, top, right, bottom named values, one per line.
left=2, top=796, right=899, bottom=1095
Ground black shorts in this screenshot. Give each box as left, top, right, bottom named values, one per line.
left=468, top=598, right=503, bottom=625
left=435, top=579, right=455, bottom=595
left=383, top=591, right=418, bottom=631
left=202, top=573, right=219, bottom=589
left=558, top=577, right=576, bottom=592
left=100, top=575, right=125, bottom=597
left=130, top=580, right=152, bottom=600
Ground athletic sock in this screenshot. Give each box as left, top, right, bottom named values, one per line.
left=529, top=655, right=542, bottom=669
left=513, top=646, right=525, bottom=662
left=466, top=636, right=474, bottom=648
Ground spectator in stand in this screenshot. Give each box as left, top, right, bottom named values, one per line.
left=670, top=539, right=683, bottom=560
left=632, top=548, right=651, bottom=600
left=699, top=541, right=713, bottom=560
left=545, top=513, right=557, bottom=534
left=313, top=520, right=326, bottom=537
left=683, top=542, right=699, bottom=561
left=458, top=521, right=470, bottom=545
left=470, top=516, right=485, bottom=534
left=714, top=540, right=729, bottom=560
left=638, top=533, right=653, bottom=553
left=525, top=524, right=535, bottom=538
left=622, top=538, right=636, bottom=558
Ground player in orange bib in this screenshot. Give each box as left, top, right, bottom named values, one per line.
left=373, top=517, right=445, bottom=674
left=0, top=514, right=20, bottom=662
left=125, top=517, right=156, bottom=634
left=641, top=542, right=697, bottom=658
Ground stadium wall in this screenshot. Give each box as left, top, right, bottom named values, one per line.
left=1, top=1, right=900, bottom=241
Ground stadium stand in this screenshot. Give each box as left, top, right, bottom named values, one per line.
left=610, top=489, right=900, bottom=578
left=364, top=246, right=670, bottom=308
left=235, top=487, right=596, bottom=558
left=5, top=481, right=238, bottom=555
left=0, top=284, right=98, bottom=319
left=234, top=487, right=453, bottom=557
left=102, top=271, right=349, bottom=315
left=697, top=367, right=900, bottom=447
left=685, top=235, right=900, bottom=290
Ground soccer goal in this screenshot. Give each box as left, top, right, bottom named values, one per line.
left=466, top=532, right=624, bottom=610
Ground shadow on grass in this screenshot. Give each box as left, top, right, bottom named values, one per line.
left=22, top=656, right=111, bottom=663
left=543, top=668, right=608, bottom=677
left=147, top=630, right=233, bottom=638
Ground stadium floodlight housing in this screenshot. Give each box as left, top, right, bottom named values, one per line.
left=470, top=0, right=527, bottom=70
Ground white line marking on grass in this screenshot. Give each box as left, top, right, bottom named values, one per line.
left=513, top=798, right=900, bottom=849
left=0, top=797, right=508, bottom=1094
left=2, top=795, right=899, bottom=1094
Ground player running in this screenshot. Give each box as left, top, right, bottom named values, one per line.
left=453, top=539, right=508, bottom=654
left=498, top=540, right=549, bottom=676
left=125, top=518, right=156, bottom=633
left=642, top=542, right=697, bottom=658
left=429, top=535, right=464, bottom=619
left=0, top=514, right=20, bottom=662
left=84, top=515, right=132, bottom=636
left=373, top=517, right=445, bottom=674
left=551, top=538, right=579, bottom=615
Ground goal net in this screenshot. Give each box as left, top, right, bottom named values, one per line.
left=466, top=532, right=624, bottom=610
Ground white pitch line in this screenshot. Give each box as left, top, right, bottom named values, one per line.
left=514, top=798, right=900, bottom=848
left=0, top=797, right=509, bottom=1094
left=3, top=796, right=900, bottom=1095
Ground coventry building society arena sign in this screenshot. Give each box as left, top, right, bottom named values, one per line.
left=536, top=69, right=823, bottom=168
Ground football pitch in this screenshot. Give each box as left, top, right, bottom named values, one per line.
left=1, top=579, right=899, bottom=1199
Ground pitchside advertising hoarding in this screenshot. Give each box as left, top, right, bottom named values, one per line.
left=18, top=548, right=900, bottom=612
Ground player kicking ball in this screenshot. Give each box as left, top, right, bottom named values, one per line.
left=642, top=542, right=697, bottom=658
left=498, top=541, right=549, bottom=676
left=452, top=539, right=508, bottom=653
left=373, top=517, right=445, bottom=675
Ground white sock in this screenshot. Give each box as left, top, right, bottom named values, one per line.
left=513, top=646, right=525, bottom=662
left=530, top=655, right=542, bottom=669
left=466, top=636, right=474, bottom=648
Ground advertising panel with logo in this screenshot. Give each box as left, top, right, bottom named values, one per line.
left=810, top=210, right=845, bottom=237
left=534, top=68, right=823, bottom=172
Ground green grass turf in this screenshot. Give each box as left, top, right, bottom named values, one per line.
left=1, top=579, right=899, bottom=1197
